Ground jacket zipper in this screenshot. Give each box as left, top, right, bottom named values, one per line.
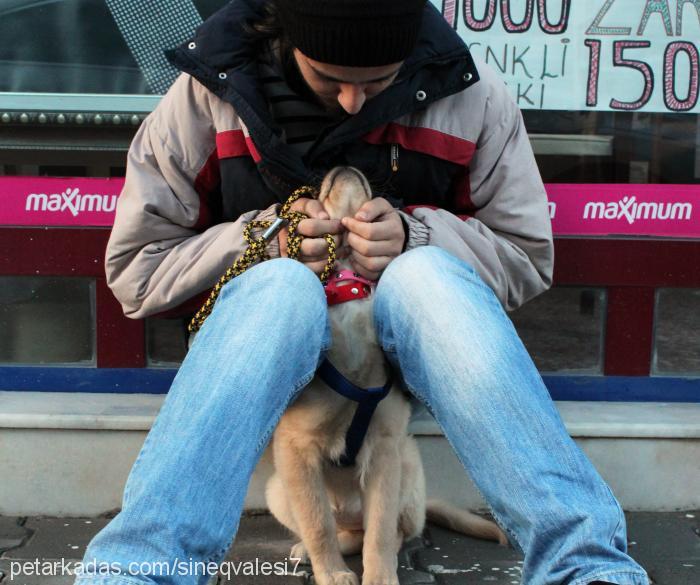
left=391, top=144, right=400, bottom=172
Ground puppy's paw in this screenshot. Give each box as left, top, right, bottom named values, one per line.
left=361, top=567, right=399, bottom=585
left=290, top=541, right=309, bottom=564
left=327, top=570, right=360, bottom=585
left=314, top=569, right=360, bottom=585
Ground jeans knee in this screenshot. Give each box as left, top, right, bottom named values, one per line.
left=380, top=246, right=477, bottom=287
left=210, top=258, right=329, bottom=344
left=220, top=258, right=325, bottom=308
left=373, top=246, right=507, bottom=351
left=227, top=256, right=320, bottom=284
left=376, top=246, right=484, bottom=309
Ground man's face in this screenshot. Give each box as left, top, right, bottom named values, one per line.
left=293, top=49, right=403, bottom=116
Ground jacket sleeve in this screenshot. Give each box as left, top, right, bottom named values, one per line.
left=105, top=74, right=281, bottom=319
left=397, top=77, right=554, bottom=312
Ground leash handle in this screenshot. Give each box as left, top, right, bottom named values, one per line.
left=261, top=217, right=289, bottom=243
left=187, top=186, right=335, bottom=334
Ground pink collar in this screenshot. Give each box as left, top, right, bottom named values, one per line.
left=324, top=269, right=376, bottom=306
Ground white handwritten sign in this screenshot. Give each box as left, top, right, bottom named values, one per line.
left=433, top=0, right=700, bottom=113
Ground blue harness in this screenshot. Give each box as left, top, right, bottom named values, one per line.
left=317, top=358, right=393, bottom=467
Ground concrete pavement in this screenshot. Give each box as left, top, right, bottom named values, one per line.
left=1, top=510, right=698, bottom=584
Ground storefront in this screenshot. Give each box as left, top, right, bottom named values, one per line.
left=1, top=0, right=699, bottom=401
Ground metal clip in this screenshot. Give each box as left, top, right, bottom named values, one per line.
left=391, top=144, right=399, bottom=172
left=261, top=217, right=289, bottom=243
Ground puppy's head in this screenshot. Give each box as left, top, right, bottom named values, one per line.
left=318, top=167, right=372, bottom=253
left=318, top=166, right=372, bottom=221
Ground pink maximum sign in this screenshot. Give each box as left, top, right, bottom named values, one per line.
left=0, top=177, right=124, bottom=227
left=0, top=177, right=698, bottom=237
left=546, top=184, right=699, bottom=238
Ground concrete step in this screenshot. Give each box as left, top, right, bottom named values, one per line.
left=0, top=391, right=699, bottom=516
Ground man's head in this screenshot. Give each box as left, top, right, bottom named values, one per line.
left=292, top=51, right=403, bottom=115
left=274, top=0, right=427, bottom=115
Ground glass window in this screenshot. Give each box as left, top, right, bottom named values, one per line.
left=524, top=111, right=700, bottom=185
left=0, top=277, right=94, bottom=365
left=146, top=317, right=189, bottom=367
left=0, top=0, right=226, bottom=96
left=509, top=287, right=606, bottom=374
left=2, top=1, right=697, bottom=186
left=653, top=289, right=700, bottom=375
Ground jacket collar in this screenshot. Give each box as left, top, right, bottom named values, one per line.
left=165, top=0, right=479, bottom=182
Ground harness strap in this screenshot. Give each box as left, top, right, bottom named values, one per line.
left=317, top=358, right=392, bottom=467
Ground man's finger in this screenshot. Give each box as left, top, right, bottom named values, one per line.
left=297, top=218, right=343, bottom=238
left=289, top=197, right=329, bottom=220
left=345, top=232, right=399, bottom=257
left=349, top=253, right=384, bottom=281
left=278, top=226, right=289, bottom=257
left=303, top=199, right=330, bottom=220
left=350, top=250, right=391, bottom=272
left=300, top=237, right=335, bottom=258
left=306, top=258, right=331, bottom=275
left=341, top=216, right=393, bottom=240
left=354, top=198, right=393, bottom=222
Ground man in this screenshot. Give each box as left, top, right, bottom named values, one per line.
left=74, top=1, right=650, bottom=584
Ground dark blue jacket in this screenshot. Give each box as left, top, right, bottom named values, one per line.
left=165, top=0, right=480, bottom=221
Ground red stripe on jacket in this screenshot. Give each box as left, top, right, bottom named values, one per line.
left=193, top=149, right=220, bottom=230
left=172, top=131, right=260, bottom=320
left=362, top=123, right=476, bottom=167
left=158, top=149, right=223, bottom=318
left=216, top=129, right=262, bottom=163
left=363, top=123, right=477, bottom=212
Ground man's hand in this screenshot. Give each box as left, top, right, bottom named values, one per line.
left=278, top=197, right=344, bottom=275
left=340, top=197, right=406, bottom=281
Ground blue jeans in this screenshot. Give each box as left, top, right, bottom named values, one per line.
left=74, top=247, right=649, bottom=585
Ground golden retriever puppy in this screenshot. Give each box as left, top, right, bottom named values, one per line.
left=265, top=167, right=507, bottom=585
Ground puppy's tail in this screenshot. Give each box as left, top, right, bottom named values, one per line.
left=425, top=499, right=509, bottom=546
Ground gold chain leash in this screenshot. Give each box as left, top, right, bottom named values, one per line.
left=187, top=186, right=337, bottom=334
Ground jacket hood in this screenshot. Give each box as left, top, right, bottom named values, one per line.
left=165, top=0, right=479, bottom=178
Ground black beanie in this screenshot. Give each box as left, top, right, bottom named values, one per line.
left=275, top=0, right=427, bottom=67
